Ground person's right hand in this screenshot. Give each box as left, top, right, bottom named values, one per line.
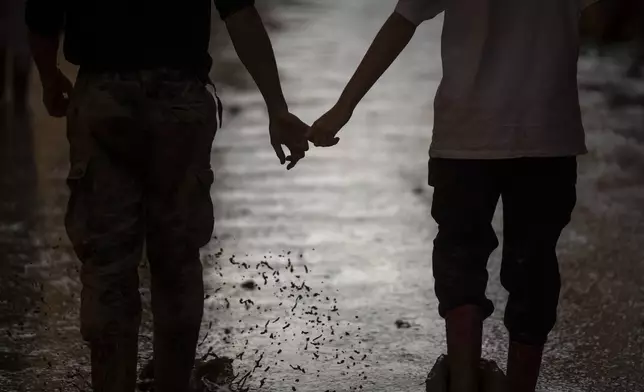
left=268, top=111, right=310, bottom=170
left=306, top=102, right=352, bottom=147
left=41, top=69, right=73, bottom=118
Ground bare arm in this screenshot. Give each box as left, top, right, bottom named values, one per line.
left=337, top=12, right=417, bottom=112
left=29, top=32, right=60, bottom=87
left=307, top=0, right=444, bottom=147
left=307, top=12, right=417, bottom=147
left=224, top=6, right=288, bottom=116
left=26, top=0, right=72, bottom=117
left=222, top=5, right=308, bottom=169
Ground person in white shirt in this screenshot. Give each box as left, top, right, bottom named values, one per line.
left=307, top=1, right=594, bottom=391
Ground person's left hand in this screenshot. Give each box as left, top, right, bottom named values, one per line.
left=268, top=111, right=310, bottom=170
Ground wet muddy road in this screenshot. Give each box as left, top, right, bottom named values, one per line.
left=1, top=1, right=644, bottom=391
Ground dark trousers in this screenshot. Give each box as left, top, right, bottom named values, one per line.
left=429, top=157, right=577, bottom=345
left=65, top=68, right=220, bottom=392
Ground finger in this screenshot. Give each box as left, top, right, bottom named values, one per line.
left=288, top=135, right=309, bottom=152
left=285, top=146, right=305, bottom=167
left=305, top=127, right=315, bottom=141
left=314, top=136, right=339, bottom=148
left=296, top=138, right=309, bottom=152
left=309, top=133, right=323, bottom=146
left=285, top=135, right=308, bottom=153
left=285, top=155, right=302, bottom=170
left=309, top=128, right=337, bottom=147
left=272, top=143, right=286, bottom=165
left=311, top=136, right=331, bottom=147
left=286, top=149, right=305, bottom=162
left=307, top=125, right=323, bottom=143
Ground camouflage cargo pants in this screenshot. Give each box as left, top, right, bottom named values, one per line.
left=65, top=68, right=221, bottom=392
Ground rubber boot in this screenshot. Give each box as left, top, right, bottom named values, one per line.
left=88, top=332, right=140, bottom=392
left=506, top=341, right=544, bottom=392
left=426, top=355, right=449, bottom=392
left=445, top=305, right=483, bottom=392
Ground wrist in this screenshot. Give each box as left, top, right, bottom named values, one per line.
left=335, top=95, right=357, bottom=116
left=335, top=96, right=356, bottom=116
left=267, top=102, right=289, bottom=118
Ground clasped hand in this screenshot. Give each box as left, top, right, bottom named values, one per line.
left=270, top=102, right=350, bottom=170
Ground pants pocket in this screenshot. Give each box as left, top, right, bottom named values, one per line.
left=65, top=160, right=91, bottom=257
left=191, top=168, right=215, bottom=248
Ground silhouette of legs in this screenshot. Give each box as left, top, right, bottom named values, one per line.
left=430, top=159, right=500, bottom=392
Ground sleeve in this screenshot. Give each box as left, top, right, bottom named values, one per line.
left=395, top=0, right=446, bottom=26
left=25, top=0, right=65, bottom=36
left=214, top=0, right=256, bottom=20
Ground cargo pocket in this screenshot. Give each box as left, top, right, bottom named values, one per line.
left=64, top=160, right=91, bottom=258
left=191, top=168, right=215, bottom=248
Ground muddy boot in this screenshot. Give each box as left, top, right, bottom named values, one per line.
left=446, top=305, right=483, bottom=392
left=137, top=356, right=235, bottom=392
left=191, top=357, right=236, bottom=392
left=89, top=334, right=140, bottom=392
left=479, top=359, right=507, bottom=392
left=426, top=356, right=507, bottom=392
left=506, top=341, right=544, bottom=392
left=426, top=355, right=449, bottom=392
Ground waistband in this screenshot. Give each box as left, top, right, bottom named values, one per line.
left=77, top=66, right=212, bottom=85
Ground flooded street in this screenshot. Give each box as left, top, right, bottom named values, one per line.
left=2, top=1, right=644, bottom=391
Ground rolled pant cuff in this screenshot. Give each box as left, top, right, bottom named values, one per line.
left=438, top=299, right=495, bottom=320
left=508, top=332, right=548, bottom=346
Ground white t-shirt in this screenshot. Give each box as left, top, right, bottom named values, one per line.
left=395, top=0, right=596, bottom=159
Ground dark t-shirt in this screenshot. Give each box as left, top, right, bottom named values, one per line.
left=25, top=0, right=255, bottom=79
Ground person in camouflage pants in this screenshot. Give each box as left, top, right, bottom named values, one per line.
left=65, top=69, right=221, bottom=391
left=26, top=1, right=309, bottom=391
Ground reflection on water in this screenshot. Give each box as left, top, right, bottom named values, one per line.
left=1, top=0, right=644, bottom=391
